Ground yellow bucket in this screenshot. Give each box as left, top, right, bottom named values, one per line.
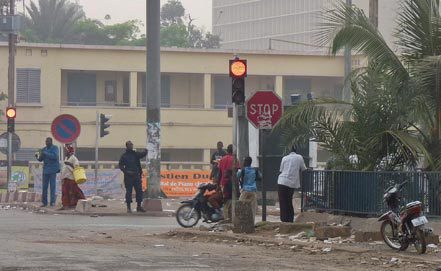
left=73, top=167, right=87, bottom=184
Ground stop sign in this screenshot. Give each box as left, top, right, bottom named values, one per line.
left=246, top=91, right=283, bottom=129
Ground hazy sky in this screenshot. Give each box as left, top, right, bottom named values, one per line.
left=76, top=0, right=213, bottom=31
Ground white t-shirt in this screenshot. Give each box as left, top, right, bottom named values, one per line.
left=60, top=155, right=80, bottom=180
left=277, top=152, right=307, bottom=189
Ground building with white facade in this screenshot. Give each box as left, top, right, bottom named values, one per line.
left=212, top=0, right=400, bottom=52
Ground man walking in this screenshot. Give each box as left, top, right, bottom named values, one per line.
left=36, top=137, right=60, bottom=207
left=218, top=144, right=239, bottom=220
left=277, top=146, right=307, bottom=223
left=119, top=141, right=148, bottom=213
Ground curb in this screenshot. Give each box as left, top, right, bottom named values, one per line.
left=0, top=203, right=174, bottom=217
left=166, top=228, right=371, bottom=254
left=166, top=229, right=441, bottom=265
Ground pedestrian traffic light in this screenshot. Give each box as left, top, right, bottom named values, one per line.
left=229, top=58, right=247, bottom=104
left=100, top=113, right=111, bottom=138
left=6, top=107, right=16, bottom=133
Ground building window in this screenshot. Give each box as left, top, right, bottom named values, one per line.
left=213, top=75, right=231, bottom=109
left=67, top=72, right=97, bottom=106
left=16, top=68, right=41, bottom=104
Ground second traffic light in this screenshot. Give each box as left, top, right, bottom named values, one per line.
left=6, top=107, right=16, bottom=133
left=100, top=113, right=111, bottom=138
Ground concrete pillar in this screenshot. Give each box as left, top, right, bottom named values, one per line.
left=233, top=200, right=255, bottom=234
left=116, top=73, right=124, bottom=105
left=275, top=75, right=284, bottom=99
left=129, top=72, right=138, bottom=107
left=203, top=74, right=212, bottom=109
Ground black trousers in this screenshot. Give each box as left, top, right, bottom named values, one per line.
left=278, top=184, right=295, bottom=222
left=124, top=174, right=143, bottom=205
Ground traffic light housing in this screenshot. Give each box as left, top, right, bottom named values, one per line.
left=100, top=113, right=111, bottom=138
left=6, top=107, right=16, bottom=133
left=229, top=58, right=247, bottom=104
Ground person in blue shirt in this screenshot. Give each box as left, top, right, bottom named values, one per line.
left=36, top=137, right=60, bottom=207
left=237, top=156, right=259, bottom=221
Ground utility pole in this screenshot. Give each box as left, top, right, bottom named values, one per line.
left=94, top=111, right=99, bottom=195
left=237, top=105, right=249, bottom=164
left=7, top=0, right=16, bottom=187
left=145, top=0, right=162, bottom=211
left=369, top=0, right=379, bottom=28
left=343, top=0, right=352, bottom=102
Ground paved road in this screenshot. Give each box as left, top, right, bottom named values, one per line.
left=1, top=208, right=440, bottom=271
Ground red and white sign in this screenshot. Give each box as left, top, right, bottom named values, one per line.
left=246, top=91, right=283, bottom=129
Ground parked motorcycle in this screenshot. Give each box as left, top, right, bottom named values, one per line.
left=378, top=181, right=431, bottom=254
left=176, top=183, right=223, bottom=228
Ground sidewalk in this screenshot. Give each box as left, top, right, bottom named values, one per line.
left=0, top=197, right=284, bottom=217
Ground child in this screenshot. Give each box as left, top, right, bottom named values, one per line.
left=237, top=156, right=259, bottom=220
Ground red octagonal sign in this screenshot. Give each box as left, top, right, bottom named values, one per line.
left=246, top=91, right=283, bottom=129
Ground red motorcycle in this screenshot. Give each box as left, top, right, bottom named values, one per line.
left=378, top=181, right=431, bottom=254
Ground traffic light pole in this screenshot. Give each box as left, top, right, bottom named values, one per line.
left=94, top=111, right=99, bottom=195
left=232, top=103, right=238, bottom=223
left=7, top=0, right=16, bottom=188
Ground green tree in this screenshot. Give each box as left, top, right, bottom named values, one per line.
left=160, top=23, right=188, bottom=47
left=160, top=0, right=185, bottom=26
left=160, top=0, right=220, bottom=49
left=24, top=0, right=85, bottom=43
left=279, top=0, right=441, bottom=170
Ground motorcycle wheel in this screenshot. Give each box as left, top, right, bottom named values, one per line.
left=380, top=220, right=401, bottom=250
left=176, top=203, right=200, bottom=228
left=414, top=229, right=427, bottom=254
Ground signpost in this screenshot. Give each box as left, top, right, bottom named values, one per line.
left=51, top=114, right=81, bottom=144
left=246, top=91, right=283, bottom=221
left=0, top=132, right=20, bottom=155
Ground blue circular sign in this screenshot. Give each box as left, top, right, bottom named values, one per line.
left=51, top=114, right=81, bottom=143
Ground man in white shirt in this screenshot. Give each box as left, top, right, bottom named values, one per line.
left=277, top=146, right=307, bottom=222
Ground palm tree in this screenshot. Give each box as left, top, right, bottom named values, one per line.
left=279, top=0, right=441, bottom=170
left=24, top=0, right=85, bottom=43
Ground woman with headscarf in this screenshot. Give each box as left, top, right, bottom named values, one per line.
left=59, top=144, right=85, bottom=210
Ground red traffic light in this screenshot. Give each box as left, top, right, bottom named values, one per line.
left=229, top=59, right=247, bottom=78
left=6, top=107, right=16, bottom=119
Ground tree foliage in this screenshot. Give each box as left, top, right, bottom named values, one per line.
left=279, top=0, right=441, bottom=170
left=160, top=0, right=220, bottom=48
left=160, top=0, right=185, bottom=26
left=20, top=0, right=219, bottom=48
left=24, top=0, right=85, bottom=43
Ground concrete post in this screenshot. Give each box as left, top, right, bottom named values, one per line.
left=144, top=0, right=163, bottom=211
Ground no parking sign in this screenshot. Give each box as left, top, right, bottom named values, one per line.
left=51, top=114, right=81, bottom=143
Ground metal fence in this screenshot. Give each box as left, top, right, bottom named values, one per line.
left=301, top=171, right=441, bottom=217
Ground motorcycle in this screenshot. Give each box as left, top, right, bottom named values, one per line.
left=176, top=183, right=223, bottom=228
left=378, top=181, right=432, bottom=254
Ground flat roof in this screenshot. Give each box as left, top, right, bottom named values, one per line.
left=0, top=42, right=347, bottom=57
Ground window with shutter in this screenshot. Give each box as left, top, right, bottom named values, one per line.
left=16, top=68, right=41, bottom=104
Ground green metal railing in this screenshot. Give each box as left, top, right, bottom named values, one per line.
left=301, top=171, right=441, bottom=217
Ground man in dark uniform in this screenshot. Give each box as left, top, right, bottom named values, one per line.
left=119, top=141, right=148, bottom=213
left=210, top=141, right=227, bottom=183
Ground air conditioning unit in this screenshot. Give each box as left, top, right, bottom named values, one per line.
left=290, top=94, right=301, bottom=105
left=0, top=15, right=21, bottom=33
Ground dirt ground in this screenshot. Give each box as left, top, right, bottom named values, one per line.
left=2, top=207, right=441, bottom=270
